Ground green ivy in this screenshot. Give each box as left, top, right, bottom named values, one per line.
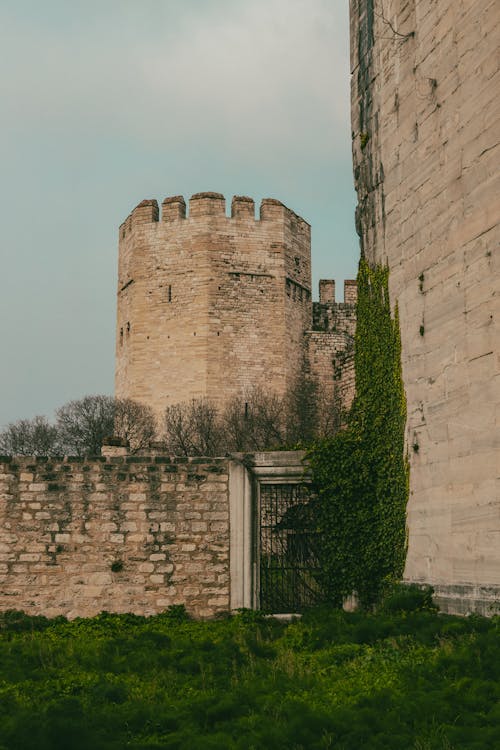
left=308, top=260, right=409, bottom=608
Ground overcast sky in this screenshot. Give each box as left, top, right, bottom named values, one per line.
left=0, top=0, right=359, bottom=429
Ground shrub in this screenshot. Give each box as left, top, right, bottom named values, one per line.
left=378, top=583, right=437, bottom=614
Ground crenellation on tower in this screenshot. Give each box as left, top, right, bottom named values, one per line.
left=319, top=279, right=335, bottom=304
left=259, top=197, right=287, bottom=222
left=162, top=195, right=186, bottom=221
left=344, top=279, right=357, bottom=305
left=131, top=198, right=159, bottom=225
left=189, top=191, right=226, bottom=217
left=231, top=195, right=255, bottom=219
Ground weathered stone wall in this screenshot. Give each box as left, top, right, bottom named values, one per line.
left=307, top=280, right=358, bottom=421
left=0, top=455, right=230, bottom=619
left=115, top=194, right=312, bottom=427
left=350, top=0, right=500, bottom=612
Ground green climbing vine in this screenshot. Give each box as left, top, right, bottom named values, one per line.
left=308, top=259, right=409, bottom=608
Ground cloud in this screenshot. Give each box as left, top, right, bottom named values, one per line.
left=0, top=0, right=349, bottom=161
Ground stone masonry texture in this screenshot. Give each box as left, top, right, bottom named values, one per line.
left=309, top=283, right=357, bottom=419
left=115, top=193, right=357, bottom=429
left=350, top=0, right=500, bottom=612
left=0, top=455, right=230, bottom=619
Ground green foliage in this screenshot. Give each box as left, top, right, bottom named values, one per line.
left=308, top=260, right=409, bottom=608
left=0, top=609, right=67, bottom=633
left=378, top=583, right=437, bottom=615
left=0, top=609, right=498, bottom=749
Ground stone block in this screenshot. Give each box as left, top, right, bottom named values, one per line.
left=191, top=522, right=207, bottom=533
left=54, top=534, right=70, bottom=544
left=149, top=575, right=165, bottom=584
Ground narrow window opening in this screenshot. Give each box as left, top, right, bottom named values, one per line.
left=120, top=327, right=123, bottom=345
left=126, top=322, right=130, bottom=334
left=244, top=402, right=249, bottom=419
left=168, top=285, right=172, bottom=302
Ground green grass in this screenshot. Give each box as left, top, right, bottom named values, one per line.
left=0, top=605, right=499, bottom=749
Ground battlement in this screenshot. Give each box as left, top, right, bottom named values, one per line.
left=162, top=195, right=186, bottom=221
left=318, top=279, right=358, bottom=304
left=189, top=192, right=226, bottom=218
left=119, top=193, right=310, bottom=234
left=231, top=195, right=254, bottom=218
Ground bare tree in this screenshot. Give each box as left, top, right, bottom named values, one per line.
left=162, top=380, right=340, bottom=458
left=222, top=387, right=286, bottom=452
left=163, top=403, right=196, bottom=456
left=189, top=399, right=222, bottom=455
left=164, top=399, right=222, bottom=456
left=56, top=395, right=115, bottom=456
left=0, top=416, right=60, bottom=456
left=56, top=395, right=157, bottom=456
left=284, top=372, right=319, bottom=446
left=113, top=398, right=157, bottom=452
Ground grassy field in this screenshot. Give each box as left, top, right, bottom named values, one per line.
left=0, top=600, right=499, bottom=749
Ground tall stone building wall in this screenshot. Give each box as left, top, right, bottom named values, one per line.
left=116, top=193, right=312, bottom=427
left=350, top=0, right=500, bottom=612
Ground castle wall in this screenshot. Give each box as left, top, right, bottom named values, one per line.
left=0, top=455, right=230, bottom=619
left=307, top=280, right=358, bottom=426
left=116, top=194, right=311, bottom=429
left=350, top=0, right=500, bottom=612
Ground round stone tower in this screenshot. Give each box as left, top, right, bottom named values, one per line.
left=115, top=192, right=312, bottom=426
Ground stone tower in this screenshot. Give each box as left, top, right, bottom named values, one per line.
left=350, top=1, right=500, bottom=613
left=115, top=193, right=312, bottom=425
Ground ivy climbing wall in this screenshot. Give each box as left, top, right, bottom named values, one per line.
left=350, top=0, right=500, bottom=613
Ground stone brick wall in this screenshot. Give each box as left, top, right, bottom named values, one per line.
left=350, top=0, right=500, bottom=612
left=115, top=193, right=312, bottom=428
left=307, top=285, right=357, bottom=421
left=0, top=455, right=230, bottom=619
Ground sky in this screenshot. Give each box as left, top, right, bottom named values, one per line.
left=0, top=0, right=359, bottom=429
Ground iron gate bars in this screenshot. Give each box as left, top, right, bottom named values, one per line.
left=259, top=483, right=323, bottom=613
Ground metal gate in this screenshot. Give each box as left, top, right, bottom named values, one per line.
left=258, top=482, right=323, bottom=613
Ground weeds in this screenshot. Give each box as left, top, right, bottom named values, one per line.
left=0, top=607, right=498, bottom=749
